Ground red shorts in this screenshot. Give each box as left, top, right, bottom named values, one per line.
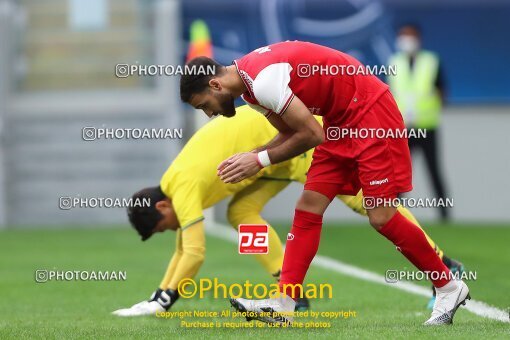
left=304, top=90, right=413, bottom=200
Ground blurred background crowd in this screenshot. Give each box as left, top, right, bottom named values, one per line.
left=0, top=0, right=508, bottom=228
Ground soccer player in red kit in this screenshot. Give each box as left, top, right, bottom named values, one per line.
left=179, top=41, right=470, bottom=325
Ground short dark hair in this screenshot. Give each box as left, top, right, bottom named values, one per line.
left=398, top=23, right=421, bottom=36
left=180, top=56, right=224, bottom=103
left=127, top=186, right=167, bottom=241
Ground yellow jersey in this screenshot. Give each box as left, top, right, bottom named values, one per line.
left=160, top=105, right=316, bottom=229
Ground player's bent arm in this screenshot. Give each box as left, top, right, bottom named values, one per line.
left=217, top=97, right=323, bottom=183
left=159, top=228, right=184, bottom=289
left=112, top=227, right=187, bottom=316
left=167, top=220, right=206, bottom=290
left=251, top=132, right=290, bottom=153
left=266, top=96, right=324, bottom=164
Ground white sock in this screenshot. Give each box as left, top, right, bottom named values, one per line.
left=436, top=279, right=458, bottom=294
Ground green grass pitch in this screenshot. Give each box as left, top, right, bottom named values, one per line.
left=1, top=223, right=509, bottom=339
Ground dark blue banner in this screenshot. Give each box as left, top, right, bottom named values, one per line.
left=182, top=0, right=510, bottom=104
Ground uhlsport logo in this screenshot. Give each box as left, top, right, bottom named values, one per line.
left=370, top=178, right=388, bottom=186
left=238, top=224, right=269, bottom=254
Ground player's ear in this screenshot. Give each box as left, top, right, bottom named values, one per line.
left=208, top=78, right=222, bottom=91
left=155, top=199, right=179, bottom=231
left=155, top=199, right=171, bottom=212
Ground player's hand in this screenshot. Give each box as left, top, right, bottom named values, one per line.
left=217, top=153, right=243, bottom=174
left=112, top=288, right=179, bottom=317
left=218, top=152, right=261, bottom=183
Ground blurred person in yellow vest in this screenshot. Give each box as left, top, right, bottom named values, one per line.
left=388, top=24, right=450, bottom=222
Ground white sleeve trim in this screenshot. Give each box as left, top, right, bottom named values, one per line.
left=241, top=94, right=272, bottom=117
left=252, top=63, right=294, bottom=116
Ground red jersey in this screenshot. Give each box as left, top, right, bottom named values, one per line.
left=234, top=41, right=389, bottom=127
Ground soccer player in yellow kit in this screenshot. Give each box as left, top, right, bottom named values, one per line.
left=112, top=105, right=461, bottom=316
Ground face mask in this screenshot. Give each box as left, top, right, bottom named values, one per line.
left=396, top=36, right=420, bottom=54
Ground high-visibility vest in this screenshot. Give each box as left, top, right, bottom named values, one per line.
left=388, top=51, right=442, bottom=129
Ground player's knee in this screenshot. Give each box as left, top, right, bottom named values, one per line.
left=227, top=201, right=242, bottom=226
left=227, top=201, right=260, bottom=228
left=226, top=205, right=238, bottom=227
left=296, top=191, right=330, bottom=215
left=339, top=191, right=368, bottom=217
left=343, top=198, right=368, bottom=217
left=368, top=216, right=386, bottom=231
left=367, top=208, right=396, bottom=231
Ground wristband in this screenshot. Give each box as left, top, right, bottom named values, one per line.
left=257, top=150, right=271, bottom=168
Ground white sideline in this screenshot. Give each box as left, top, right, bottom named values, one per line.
left=207, top=223, right=509, bottom=323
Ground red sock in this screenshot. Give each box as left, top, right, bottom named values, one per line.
left=279, top=209, right=323, bottom=299
left=378, top=211, right=451, bottom=288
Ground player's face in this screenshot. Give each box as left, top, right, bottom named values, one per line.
left=190, top=89, right=236, bottom=118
